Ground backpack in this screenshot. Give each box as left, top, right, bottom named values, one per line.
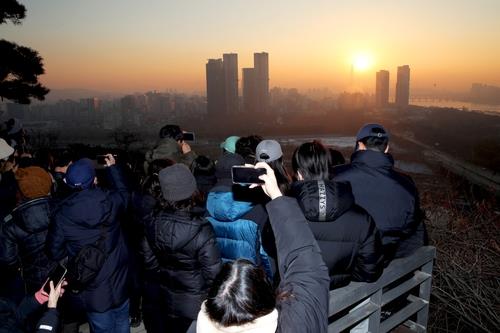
left=66, top=224, right=108, bottom=293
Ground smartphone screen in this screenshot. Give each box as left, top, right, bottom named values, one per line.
left=43, top=264, right=67, bottom=294
left=231, top=166, right=266, bottom=184
left=182, top=132, right=195, bottom=141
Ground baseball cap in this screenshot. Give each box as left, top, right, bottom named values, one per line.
left=256, top=140, right=283, bottom=162
left=356, top=123, right=389, bottom=141
left=64, top=158, right=96, bottom=189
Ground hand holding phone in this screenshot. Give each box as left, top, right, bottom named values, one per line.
left=231, top=166, right=266, bottom=185
left=43, top=264, right=67, bottom=294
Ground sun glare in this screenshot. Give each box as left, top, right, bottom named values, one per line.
left=352, top=53, right=373, bottom=71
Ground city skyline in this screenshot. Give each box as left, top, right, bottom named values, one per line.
left=3, top=1, right=500, bottom=94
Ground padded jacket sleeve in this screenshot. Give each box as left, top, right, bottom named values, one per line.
left=196, top=222, right=222, bottom=286
left=352, top=216, right=384, bottom=283
left=106, top=165, right=130, bottom=212
left=266, top=196, right=330, bottom=333
left=35, top=308, right=60, bottom=333
left=0, top=222, right=19, bottom=267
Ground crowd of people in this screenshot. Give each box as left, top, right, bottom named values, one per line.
left=0, top=121, right=428, bottom=333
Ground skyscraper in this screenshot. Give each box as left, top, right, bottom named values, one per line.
left=395, top=65, right=410, bottom=107
left=223, top=53, right=239, bottom=113
left=242, top=68, right=257, bottom=114
left=375, top=70, right=390, bottom=107
left=254, top=52, right=269, bottom=113
left=206, top=58, right=225, bottom=117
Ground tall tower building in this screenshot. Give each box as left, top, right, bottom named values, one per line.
left=395, top=65, right=410, bottom=107
left=254, top=52, right=269, bottom=113
left=206, top=58, right=226, bottom=116
left=242, top=68, right=257, bottom=114
left=375, top=70, right=390, bottom=107
left=223, top=53, right=239, bottom=113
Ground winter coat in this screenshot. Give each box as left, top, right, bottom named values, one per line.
left=205, top=185, right=272, bottom=277
left=0, top=197, right=57, bottom=293
left=291, top=180, right=383, bottom=288
left=46, top=166, right=129, bottom=312
left=334, top=150, right=428, bottom=262
left=140, top=209, right=222, bottom=320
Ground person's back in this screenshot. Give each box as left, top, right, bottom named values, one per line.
left=46, top=156, right=130, bottom=333
left=1, top=166, right=56, bottom=293
left=140, top=163, right=221, bottom=333
left=206, top=153, right=271, bottom=276
left=334, top=124, right=427, bottom=262
left=2, top=197, right=56, bottom=293
left=291, top=141, right=383, bottom=288
left=292, top=180, right=383, bottom=288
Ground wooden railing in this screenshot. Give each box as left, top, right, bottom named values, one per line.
left=328, top=246, right=436, bottom=333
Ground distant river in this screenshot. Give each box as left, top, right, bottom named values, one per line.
left=410, top=99, right=500, bottom=114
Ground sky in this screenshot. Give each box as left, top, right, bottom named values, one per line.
left=3, top=0, right=500, bottom=94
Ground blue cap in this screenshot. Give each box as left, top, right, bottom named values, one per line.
left=64, top=158, right=96, bottom=189
left=356, top=123, right=389, bottom=141
left=220, top=136, right=240, bottom=154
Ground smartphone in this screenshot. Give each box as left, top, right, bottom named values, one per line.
left=43, top=264, right=67, bottom=294
left=231, top=166, right=266, bottom=184
left=182, top=132, right=195, bottom=141
left=96, top=154, right=117, bottom=165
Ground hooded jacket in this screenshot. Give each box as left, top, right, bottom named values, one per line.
left=0, top=197, right=57, bottom=293
left=140, top=209, right=222, bottom=320
left=206, top=185, right=272, bottom=277
left=46, top=166, right=129, bottom=312
left=334, top=150, right=428, bottom=262
left=144, top=137, right=197, bottom=169
left=291, top=180, right=383, bottom=288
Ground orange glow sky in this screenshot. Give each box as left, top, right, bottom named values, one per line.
left=4, top=0, right=500, bottom=94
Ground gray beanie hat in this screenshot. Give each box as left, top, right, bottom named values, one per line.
left=159, top=164, right=197, bottom=201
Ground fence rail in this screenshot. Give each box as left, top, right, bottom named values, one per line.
left=328, top=246, right=436, bottom=333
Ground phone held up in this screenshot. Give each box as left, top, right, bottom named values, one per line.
left=182, top=132, right=195, bottom=141
left=96, top=154, right=117, bottom=165
left=231, top=166, right=266, bottom=185
left=43, top=263, right=67, bottom=294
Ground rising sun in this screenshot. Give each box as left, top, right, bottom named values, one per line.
left=352, top=53, right=373, bottom=71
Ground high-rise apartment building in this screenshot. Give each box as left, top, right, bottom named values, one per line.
left=375, top=70, right=390, bottom=107
left=206, top=58, right=225, bottom=116
left=254, top=52, right=269, bottom=113
left=223, top=53, right=239, bottom=113
left=395, top=65, right=410, bottom=107
left=242, top=68, right=257, bottom=114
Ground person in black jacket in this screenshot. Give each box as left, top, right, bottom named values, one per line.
left=1, top=166, right=56, bottom=294
left=46, top=155, right=130, bottom=333
left=188, top=162, right=330, bottom=333
left=140, top=163, right=222, bottom=333
left=291, top=141, right=383, bottom=288
left=334, top=124, right=428, bottom=263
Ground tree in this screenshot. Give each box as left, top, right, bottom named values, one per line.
left=0, top=0, right=49, bottom=104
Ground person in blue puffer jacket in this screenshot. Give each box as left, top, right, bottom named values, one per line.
left=206, top=153, right=272, bottom=278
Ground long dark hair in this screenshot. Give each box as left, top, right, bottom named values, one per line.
left=205, top=259, right=276, bottom=327
left=267, top=157, right=292, bottom=195
left=292, top=140, right=330, bottom=181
